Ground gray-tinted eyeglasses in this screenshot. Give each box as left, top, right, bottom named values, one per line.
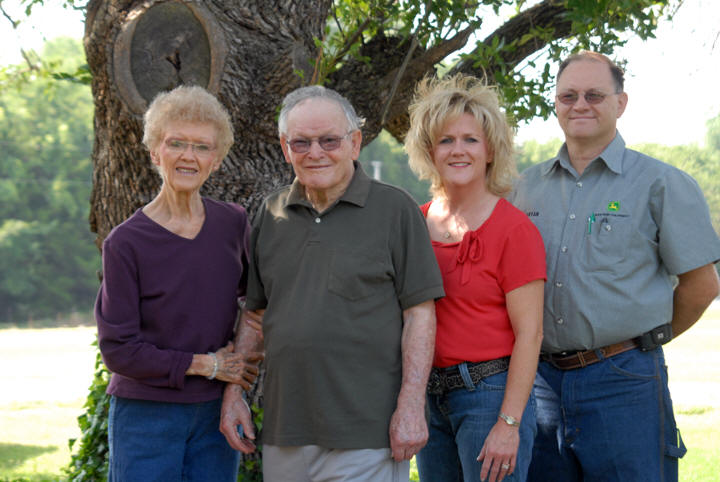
left=286, top=132, right=352, bottom=153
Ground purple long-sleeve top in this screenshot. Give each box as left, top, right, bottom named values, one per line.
left=95, top=198, right=250, bottom=403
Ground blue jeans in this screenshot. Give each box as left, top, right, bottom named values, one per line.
left=417, top=366, right=536, bottom=482
left=528, top=347, right=686, bottom=482
left=108, top=396, right=240, bottom=482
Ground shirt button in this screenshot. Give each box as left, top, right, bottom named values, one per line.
left=315, top=217, right=321, bottom=224
left=555, top=281, right=563, bottom=288
left=576, top=181, right=583, bottom=188
left=556, top=318, right=564, bottom=325
left=569, top=213, right=576, bottom=220
left=561, top=246, right=568, bottom=252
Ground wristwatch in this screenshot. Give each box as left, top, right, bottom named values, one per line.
left=498, top=412, right=520, bottom=427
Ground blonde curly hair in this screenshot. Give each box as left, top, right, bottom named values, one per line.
left=404, top=74, right=516, bottom=198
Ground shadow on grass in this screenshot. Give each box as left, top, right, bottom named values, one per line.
left=0, top=442, right=57, bottom=471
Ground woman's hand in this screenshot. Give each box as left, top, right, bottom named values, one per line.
left=477, top=420, right=519, bottom=482
left=186, top=343, right=263, bottom=390
left=213, top=342, right=263, bottom=389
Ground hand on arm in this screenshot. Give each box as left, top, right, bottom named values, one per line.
left=243, top=308, right=264, bottom=340
left=219, top=308, right=265, bottom=451
left=671, top=263, right=720, bottom=338
left=389, top=300, right=436, bottom=462
left=478, top=279, right=544, bottom=482
left=185, top=342, right=263, bottom=389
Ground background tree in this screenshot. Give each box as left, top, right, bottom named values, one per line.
left=631, top=140, right=720, bottom=234
left=357, top=130, right=431, bottom=203
left=0, top=37, right=97, bottom=323
left=3, top=0, right=681, bottom=479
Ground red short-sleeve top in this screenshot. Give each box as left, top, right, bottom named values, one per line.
left=421, top=198, right=546, bottom=367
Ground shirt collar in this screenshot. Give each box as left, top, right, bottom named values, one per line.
left=541, top=131, right=626, bottom=177
left=285, top=161, right=371, bottom=210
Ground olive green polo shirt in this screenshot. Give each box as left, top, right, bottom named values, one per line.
left=246, top=163, right=444, bottom=449
left=511, top=133, right=720, bottom=353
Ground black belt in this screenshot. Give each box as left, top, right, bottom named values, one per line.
left=427, top=357, right=510, bottom=395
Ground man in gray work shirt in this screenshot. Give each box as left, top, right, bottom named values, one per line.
left=511, top=50, right=720, bottom=481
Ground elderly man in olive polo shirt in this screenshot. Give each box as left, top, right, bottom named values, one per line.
left=219, top=85, right=444, bottom=482
left=511, top=51, right=720, bottom=481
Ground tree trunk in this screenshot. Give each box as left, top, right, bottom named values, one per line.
left=86, top=0, right=335, bottom=246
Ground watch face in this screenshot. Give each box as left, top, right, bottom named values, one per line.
left=500, top=413, right=519, bottom=426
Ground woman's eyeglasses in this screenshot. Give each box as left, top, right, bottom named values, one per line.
left=165, top=139, right=217, bottom=158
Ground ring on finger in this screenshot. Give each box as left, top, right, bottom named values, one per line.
left=501, top=463, right=510, bottom=470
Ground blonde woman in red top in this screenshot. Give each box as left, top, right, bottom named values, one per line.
left=405, top=74, right=546, bottom=482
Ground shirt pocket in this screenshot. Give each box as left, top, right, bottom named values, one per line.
left=583, top=215, right=632, bottom=269
left=328, top=248, right=393, bottom=301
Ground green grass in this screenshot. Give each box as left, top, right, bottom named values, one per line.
left=675, top=407, right=720, bottom=482
left=1, top=306, right=719, bottom=481
left=663, top=304, right=720, bottom=482
left=0, top=399, right=86, bottom=481
left=0, top=327, right=96, bottom=482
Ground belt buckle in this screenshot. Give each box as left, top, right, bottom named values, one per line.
left=542, top=352, right=574, bottom=370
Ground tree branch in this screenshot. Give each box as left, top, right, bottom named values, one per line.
left=334, top=16, right=374, bottom=60
left=377, top=0, right=433, bottom=126
left=396, top=25, right=475, bottom=82
left=20, top=49, right=40, bottom=71
left=451, top=0, right=572, bottom=76
left=0, top=3, right=20, bottom=29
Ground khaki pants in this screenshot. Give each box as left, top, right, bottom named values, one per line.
left=262, top=444, right=409, bottom=482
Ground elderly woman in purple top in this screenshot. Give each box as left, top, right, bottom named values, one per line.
left=95, top=85, right=262, bottom=482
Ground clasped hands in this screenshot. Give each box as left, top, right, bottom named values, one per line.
left=210, top=342, right=263, bottom=390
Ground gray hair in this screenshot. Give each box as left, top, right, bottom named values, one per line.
left=143, top=85, right=234, bottom=159
left=277, top=85, right=365, bottom=136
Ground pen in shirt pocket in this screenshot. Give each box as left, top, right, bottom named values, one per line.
left=587, top=213, right=595, bottom=234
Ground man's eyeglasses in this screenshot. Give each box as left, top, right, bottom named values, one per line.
left=286, top=132, right=352, bottom=153
left=556, top=91, right=617, bottom=106
left=165, top=139, right=217, bottom=158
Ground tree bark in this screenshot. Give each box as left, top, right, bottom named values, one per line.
left=86, top=0, right=333, bottom=247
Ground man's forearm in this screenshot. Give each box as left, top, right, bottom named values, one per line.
left=671, top=264, right=720, bottom=338
left=234, top=309, right=264, bottom=355
left=397, top=300, right=436, bottom=407
left=389, top=299, right=436, bottom=461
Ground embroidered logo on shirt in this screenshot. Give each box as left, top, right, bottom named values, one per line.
left=607, top=201, right=620, bottom=212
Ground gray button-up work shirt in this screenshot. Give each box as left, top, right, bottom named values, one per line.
left=511, top=133, right=720, bottom=352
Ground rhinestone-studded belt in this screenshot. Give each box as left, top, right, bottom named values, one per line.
left=427, top=357, right=510, bottom=395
